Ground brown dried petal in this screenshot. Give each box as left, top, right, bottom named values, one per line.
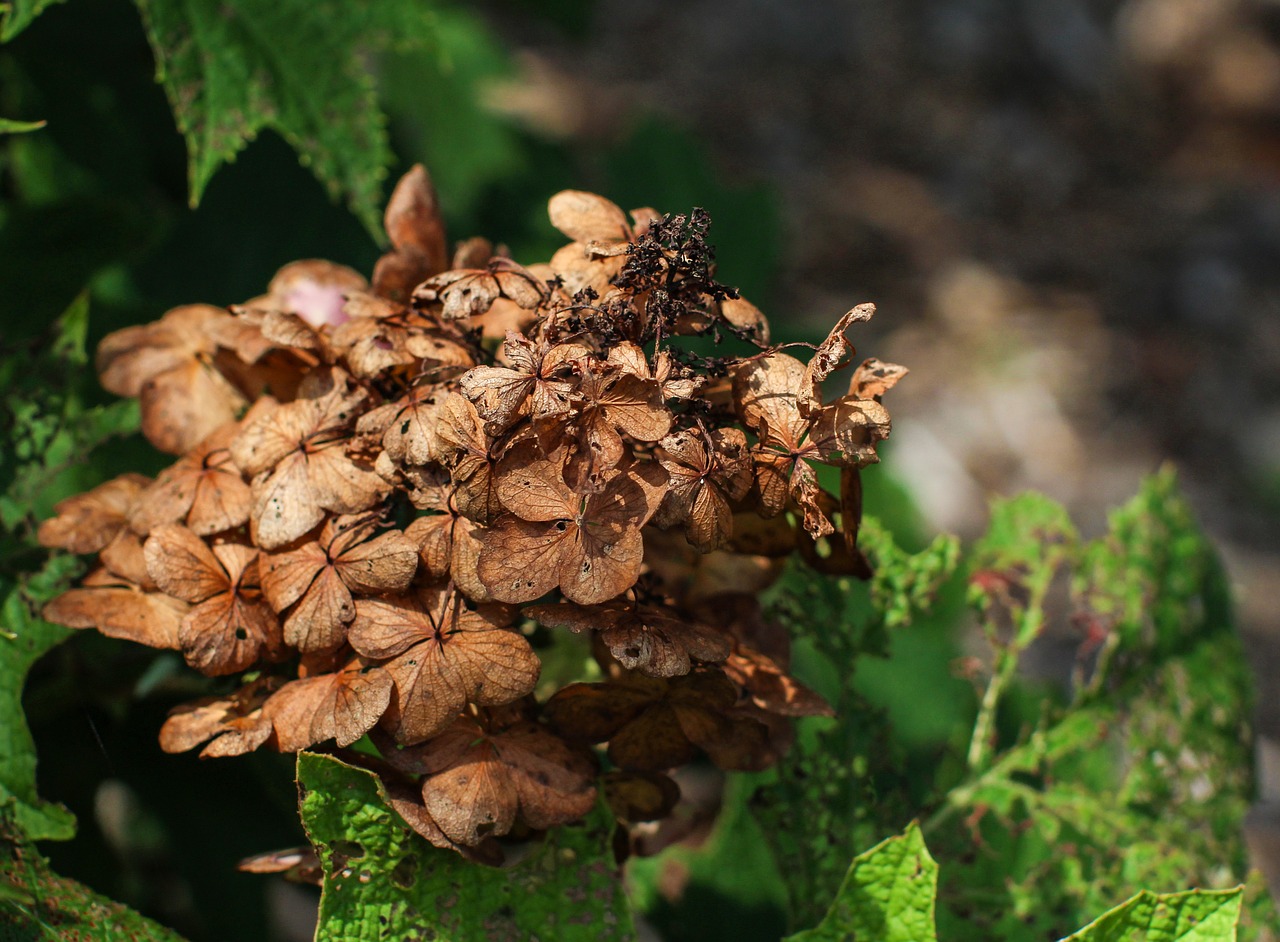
left=548, top=191, right=632, bottom=245
left=43, top=571, right=186, bottom=649
left=848, top=357, right=909, bottom=399
left=800, top=303, right=876, bottom=412
left=38, top=473, right=150, bottom=554
left=264, top=660, right=394, bottom=751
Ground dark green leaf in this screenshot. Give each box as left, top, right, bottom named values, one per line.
left=0, top=0, right=65, bottom=42
left=0, top=555, right=78, bottom=842
left=0, top=810, right=187, bottom=940
left=134, top=0, right=439, bottom=237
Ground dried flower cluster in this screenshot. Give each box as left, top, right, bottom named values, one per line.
left=39, top=166, right=904, bottom=860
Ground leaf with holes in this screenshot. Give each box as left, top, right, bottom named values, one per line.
left=298, top=751, right=636, bottom=942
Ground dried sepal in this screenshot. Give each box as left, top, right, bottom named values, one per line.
left=42, top=567, right=186, bottom=650
left=260, top=516, right=417, bottom=653
left=38, top=473, right=151, bottom=554
left=158, top=677, right=279, bottom=757
left=385, top=715, right=596, bottom=845
left=231, top=369, right=388, bottom=549
left=348, top=585, right=540, bottom=744
left=263, top=656, right=394, bottom=751
left=528, top=600, right=729, bottom=678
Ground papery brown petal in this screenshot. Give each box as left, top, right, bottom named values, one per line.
left=718, top=297, right=770, bottom=343
left=384, top=165, right=447, bottom=268
left=684, top=480, right=734, bottom=553
left=158, top=682, right=276, bottom=754
left=249, top=456, right=327, bottom=552
left=723, top=649, right=834, bottom=718
left=144, top=524, right=227, bottom=603
left=261, top=542, right=327, bottom=612
left=335, top=529, right=418, bottom=594
left=265, top=664, right=393, bottom=751
left=38, top=473, right=150, bottom=554
left=790, top=462, right=835, bottom=540
left=348, top=596, right=429, bottom=660
left=547, top=191, right=631, bottom=245
left=559, top=526, right=644, bottom=606
left=450, top=518, right=492, bottom=603
left=43, top=582, right=185, bottom=649
left=751, top=452, right=793, bottom=519
left=809, top=396, right=892, bottom=469
left=96, top=305, right=225, bottom=397
left=424, top=741, right=518, bottom=845
left=733, top=354, right=808, bottom=451
left=99, top=531, right=153, bottom=587
left=674, top=705, right=772, bottom=771
left=383, top=780, right=454, bottom=849
left=801, top=303, right=876, bottom=409
left=405, top=514, right=453, bottom=579
left=459, top=366, right=533, bottom=434
left=281, top=567, right=354, bottom=653
left=544, top=680, right=656, bottom=742
left=179, top=593, right=279, bottom=676
left=848, top=357, right=908, bottom=399
left=495, top=725, right=597, bottom=830
left=494, top=445, right=578, bottom=522
left=140, top=359, right=246, bottom=456
left=607, top=705, right=697, bottom=771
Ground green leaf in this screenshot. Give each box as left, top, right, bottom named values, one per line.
left=786, top=822, right=938, bottom=942
left=0, top=555, right=78, bottom=842
left=1060, top=888, right=1242, bottom=942
left=0, top=117, right=45, bottom=134
left=298, top=752, right=637, bottom=942
left=929, top=473, right=1274, bottom=941
left=751, top=524, right=963, bottom=930
left=0, top=0, right=65, bottom=42
left=0, top=810, right=187, bottom=940
left=134, top=0, right=439, bottom=238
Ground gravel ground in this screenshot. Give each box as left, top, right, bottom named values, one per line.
left=486, top=0, right=1280, bottom=888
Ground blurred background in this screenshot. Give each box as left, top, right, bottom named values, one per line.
left=4, top=0, right=1280, bottom=937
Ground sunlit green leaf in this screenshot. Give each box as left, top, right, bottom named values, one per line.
left=298, top=752, right=637, bottom=942
left=786, top=822, right=938, bottom=942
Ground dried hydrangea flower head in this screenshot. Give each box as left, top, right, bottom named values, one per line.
left=39, top=164, right=906, bottom=861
